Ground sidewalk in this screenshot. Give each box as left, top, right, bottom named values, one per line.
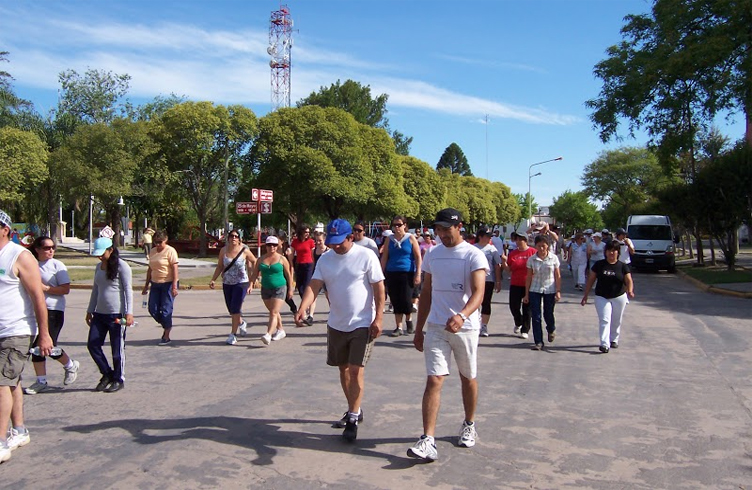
left=674, top=248, right=752, bottom=298
left=59, top=242, right=214, bottom=269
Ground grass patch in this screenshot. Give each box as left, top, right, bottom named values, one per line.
left=679, top=265, right=752, bottom=285
left=179, top=275, right=215, bottom=287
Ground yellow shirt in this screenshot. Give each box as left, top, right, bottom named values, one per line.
left=149, top=245, right=179, bottom=283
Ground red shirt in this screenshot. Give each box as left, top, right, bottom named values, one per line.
left=290, top=238, right=315, bottom=264
left=508, top=247, right=536, bottom=287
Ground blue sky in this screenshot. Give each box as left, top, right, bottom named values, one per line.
left=1, top=0, right=744, bottom=207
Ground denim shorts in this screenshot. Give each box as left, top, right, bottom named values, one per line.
left=261, top=286, right=286, bottom=301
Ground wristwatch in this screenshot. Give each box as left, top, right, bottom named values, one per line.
left=457, top=312, right=468, bottom=322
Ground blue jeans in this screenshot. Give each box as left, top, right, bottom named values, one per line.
left=148, top=281, right=175, bottom=330
left=529, top=292, right=556, bottom=345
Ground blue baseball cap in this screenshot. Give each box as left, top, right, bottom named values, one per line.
left=91, top=237, right=113, bottom=256
left=325, top=219, right=352, bottom=246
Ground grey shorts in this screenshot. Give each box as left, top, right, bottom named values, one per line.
left=326, top=326, right=374, bottom=367
left=0, top=335, right=32, bottom=386
left=261, top=286, right=286, bottom=300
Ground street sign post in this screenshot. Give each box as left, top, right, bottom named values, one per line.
left=259, top=189, right=274, bottom=202
left=251, top=188, right=259, bottom=201
left=260, top=201, right=273, bottom=214
left=236, top=202, right=258, bottom=214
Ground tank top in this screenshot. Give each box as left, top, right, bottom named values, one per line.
left=0, top=242, right=36, bottom=337
left=259, top=259, right=287, bottom=289
left=386, top=235, right=415, bottom=272
left=222, top=247, right=250, bottom=285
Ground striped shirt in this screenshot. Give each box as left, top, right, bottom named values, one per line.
left=526, top=252, right=560, bottom=294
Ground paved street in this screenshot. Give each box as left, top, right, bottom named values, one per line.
left=3, top=271, right=751, bottom=489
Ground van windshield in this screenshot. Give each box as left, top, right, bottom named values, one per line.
left=628, top=225, right=672, bottom=240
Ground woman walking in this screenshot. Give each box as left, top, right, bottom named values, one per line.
left=505, top=233, right=535, bottom=340
left=141, top=230, right=179, bottom=346
left=209, top=230, right=256, bottom=345
left=250, top=236, right=294, bottom=345
left=588, top=232, right=606, bottom=264
left=580, top=240, right=635, bottom=353
left=381, top=216, right=421, bottom=336
left=290, top=225, right=315, bottom=324
left=86, top=237, right=133, bottom=393
left=24, top=237, right=79, bottom=394
left=523, top=235, right=561, bottom=351
left=569, top=233, right=589, bottom=291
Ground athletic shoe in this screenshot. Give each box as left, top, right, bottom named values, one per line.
left=599, top=346, right=610, bottom=353
left=406, top=322, right=414, bottom=334
left=104, top=381, right=124, bottom=393
left=305, top=315, right=314, bottom=326
left=548, top=331, right=556, bottom=343
left=158, top=338, right=171, bottom=346
left=610, top=341, right=619, bottom=349
left=520, top=332, right=529, bottom=339
left=271, top=329, right=287, bottom=341
left=458, top=421, right=477, bottom=448
left=531, top=343, right=543, bottom=351
left=342, top=420, right=358, bottom=442
left=479, top=326, right=489, bottom=337
left=95, top=375, right=111, bottom=392
left=411, top=303, right=418, bottom=313
left=238, top=321, right=248, bottom=337
left=7, top=428, right=30, bottom=450
left=63, top=360, right=80, bottom=385
left=0, top=445, right=10, bottom=464
left=24, top=380, right=49, bottom=395
left=407, top=435, right=437, bottom=462
left=261, top=333, right=272, bottom=345
left=390, top=328, right=403, bottom=337
left=226, top=334, right=237, bottom=345
left=513, top=326, right=522, bottom=335
left=332, top=410, right=364, bottom=428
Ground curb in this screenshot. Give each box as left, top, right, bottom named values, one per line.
left=70, top=284, right=219, bottom=291
left=676, top=269, right=752, bottom=299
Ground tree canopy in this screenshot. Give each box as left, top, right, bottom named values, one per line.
left=548, top=190, right=603, bottom=232
left=437, top=142, right=473, bottom=176
left=0, top=127, right=48, bottom=205
left=58, top=68, right=131, bottom=125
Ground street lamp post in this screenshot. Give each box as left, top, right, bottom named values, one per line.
left=527, top=156, right=563, bottom=227
left=88, top=194, right=94, bottom=255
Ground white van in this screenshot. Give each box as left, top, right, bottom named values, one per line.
left=626, top=215, right=676, bottom=272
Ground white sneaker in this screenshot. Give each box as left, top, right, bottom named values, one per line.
left=513, top=326, right=522, bottom=335
left=64, top=360, right=80, bottom=385
left=7, top=428, right=30, bottom=451
left=271, top=329, right=286, bottom=341
left=458, top=421, right=477, bottom=448
left=238, top=321, right=247, bottom=337
left=479, top=326, right=489, bottom=337
left=0, top=445, right=10, bottom=463
left=520, top=332, right=529, bottom=339
left=226, top=334, right=237, bottom=345
left=407, top=435, right=437, bottom=462
left=261, top=333, right=272, bottom=345
left=24, top=380, right=48, bottom=395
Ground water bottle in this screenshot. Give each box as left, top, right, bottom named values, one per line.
left=29, top=346, right=62, bottom=357
left=116, top=318, right=138, bottom=328
left=142, top=298, right=148, bottom=308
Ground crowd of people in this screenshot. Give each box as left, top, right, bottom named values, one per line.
left=0, top=204, right=636, bottom=464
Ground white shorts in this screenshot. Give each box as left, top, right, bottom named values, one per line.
left=424, top=323, right=479, bottom=379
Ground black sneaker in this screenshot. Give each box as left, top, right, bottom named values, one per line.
left=333, top=410, right=364, bottom=428
left=406, top=321, right=414, bottom=335
left=599, top=346, right=610, bottom=353
left=305, top=315, right=314, bottom=326
left=343, top=420, right=358, bottom=442
left=548, top=331, right=556, bottom=343
left=610, top=342, right=618, bottom=349
left=104, top=381, right=124, bottom=393
left=390, top=328, right=403, bottom=337
left=95, top=375, right=111, bottom=392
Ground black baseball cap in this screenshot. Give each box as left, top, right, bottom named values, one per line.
left=434, top=208, right=462, bottom=227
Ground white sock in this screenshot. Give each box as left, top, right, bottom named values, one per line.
left=37, top=376, right=47, bottom=384
left=64, top=359, right=74, bottom=370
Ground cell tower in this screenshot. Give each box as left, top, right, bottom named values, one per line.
left=268, top=4, right=293, bottom=110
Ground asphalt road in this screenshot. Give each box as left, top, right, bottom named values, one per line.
left=4, top=270, right=751, bottom=489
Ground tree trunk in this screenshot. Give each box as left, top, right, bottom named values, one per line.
left=694, top=224, right=704, bottom=266
left=709, top=236, right=716, bottom=266
left=686, top=231, right=694, bottom=258
left=198, top=209, right=207, bottom=258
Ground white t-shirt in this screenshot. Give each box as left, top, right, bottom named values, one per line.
left=312, top=244, right=385, bottom=332
left=0, top=242, right=36, bottom=337
left=422, top=241, right=489, bottom=330
left=618, top=238, right=633, bottom=264
left=353, top=236, right=380, bottom=256
left=39, top=258, right=71, bottom=311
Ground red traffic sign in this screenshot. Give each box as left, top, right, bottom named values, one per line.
left=251, top=189, right=259, bottom=201
left=236, top=202, right=258, bottom=214
left=259, top=189, right=274, bottom=202
left=260, top=201, right=273, bottom=214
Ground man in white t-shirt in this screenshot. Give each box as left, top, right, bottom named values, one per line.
left=614, top=228, right=635, bottom=264
left=407, top=208, right=488, bottom=462
left=296, top=219, right=385, bottom=443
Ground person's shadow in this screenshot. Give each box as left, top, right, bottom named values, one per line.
left=64, top=416, right=424, bottom=468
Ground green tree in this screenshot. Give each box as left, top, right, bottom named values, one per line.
left=151, top=102, right=258, bottom=256
left=57, top=68, right=131, bottom=125
left=297, top=78, right=413, bottom=155
left=0, top=127, right=48, bottom=206
left=548, top=190, right=603, bottom=232
left=400, top=156, right=446, bottom=222
left=514, top=192, right=538, bottom=221
left=490, top=182, right=521, bottom=226
left=0, top=52, right=36, bottom=130
left=437, top=142, right=472, bottom=176
left=251, top=106, right=409, bottom=223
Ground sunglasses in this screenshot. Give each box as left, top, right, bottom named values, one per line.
left=154, top=241, right=164, bottom=245
left=228, top=235, right=240, bottom=239
left=392, top=223, right=404, bottom=227
left=40, top=245, right=55, bottom=251
left=353, top=228, right=365, bottom=233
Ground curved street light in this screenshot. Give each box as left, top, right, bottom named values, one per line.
left=528, top=157, right=563, bottom=226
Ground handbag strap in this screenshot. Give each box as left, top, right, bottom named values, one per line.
left=223, top=246, right=247, bottom=274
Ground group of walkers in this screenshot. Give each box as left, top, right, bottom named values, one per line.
left=0, top=202, right=636, bottom=464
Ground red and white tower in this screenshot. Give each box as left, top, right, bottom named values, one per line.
left=268, top=4, right=293, bottom=110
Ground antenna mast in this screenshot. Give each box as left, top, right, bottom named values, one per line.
left=269, top=4, right=293, bottom=110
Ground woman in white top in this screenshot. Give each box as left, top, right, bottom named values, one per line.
left=523, top=235, right=561, bottom=350
left=24, top=237, right=79, bottom=395
left=568, top=233, right=589, bottom=291
left=588, top=232, right=606, bottom=264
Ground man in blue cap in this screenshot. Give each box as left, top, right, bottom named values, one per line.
left=295, top=218, right=385, bottom=443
